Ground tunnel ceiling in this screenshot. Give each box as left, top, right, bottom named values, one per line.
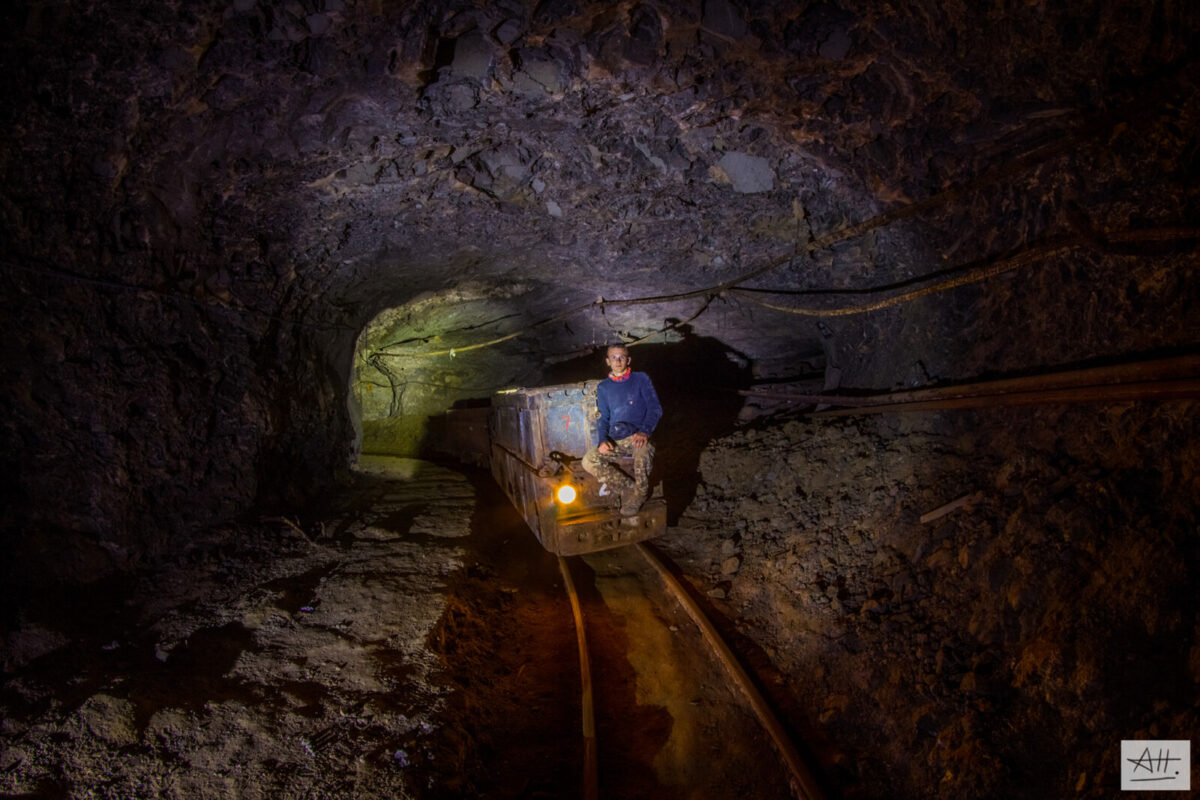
left=6, top=0, right=1196, bottom=389
left=2, top=0, right=1198, bottom=577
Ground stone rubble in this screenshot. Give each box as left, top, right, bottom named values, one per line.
left=657, top=402, right=1200, bottom=798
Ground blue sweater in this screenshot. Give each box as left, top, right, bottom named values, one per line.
left=595, top=372, right=662, bottom=445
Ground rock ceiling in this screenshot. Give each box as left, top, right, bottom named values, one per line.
left=1, top=0, right=1197, bottom=575
left=10, top=0, right=1194, bottom=370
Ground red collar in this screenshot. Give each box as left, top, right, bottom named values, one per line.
left=609, top=368, right=632, bottom=382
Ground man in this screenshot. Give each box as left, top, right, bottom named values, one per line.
left=582, top=344, right=662, bottom=516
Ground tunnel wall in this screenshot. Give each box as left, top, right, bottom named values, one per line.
left=675, top=398, right=1200, bottom=798
left=0, top=0, right=1195, bottom=577
left=0, top=272, right=353, bottom=587
left=0, top=1, right=366, bottom=588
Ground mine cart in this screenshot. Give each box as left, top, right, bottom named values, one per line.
left=489, top=381, right=666, bottom=555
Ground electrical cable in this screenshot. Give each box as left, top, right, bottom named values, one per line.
left=9, top=68, right=1189, bottom=354
left=366, top=73, right=1194, bottom=359
left=370, top=224, right=1197, bottom=357
left=731, top=227, right=1198, bottom=318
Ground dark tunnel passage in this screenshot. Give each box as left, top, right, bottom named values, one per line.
left=400, top=327, right=772, bottom=523
left=2, top=0, right=1200, bottom=797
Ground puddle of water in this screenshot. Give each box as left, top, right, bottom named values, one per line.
left=334, top=505, right=427, bottom=547
left=352, top=455, right=426, bottom=479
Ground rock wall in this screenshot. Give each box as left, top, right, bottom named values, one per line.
left=662, top=402, right=1200, bottom=798
left=0, top=0, right=1196, bottom=666
left=0, top=275, right=352, bottom=586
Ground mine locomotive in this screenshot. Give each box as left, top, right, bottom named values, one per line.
left=489, top=381, right=666, bottom=555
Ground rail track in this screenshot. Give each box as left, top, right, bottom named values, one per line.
left=557, top=542, right=826, bottom=800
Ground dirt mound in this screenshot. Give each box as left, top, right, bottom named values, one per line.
left=657, top=402, right=1200, bottom=798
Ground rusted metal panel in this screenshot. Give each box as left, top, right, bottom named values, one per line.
left=547, top=496, right=667, bottom=556
left=493, top=381, right=601, bottom=462
left=490, top=443, right=542, bottom=537
left=537, top=383, right=597, bottom=459
left=490, top=403, right=530, bottom=456
left=489, top=381, right=664, bottom=555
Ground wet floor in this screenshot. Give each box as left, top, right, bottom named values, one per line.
left=1, top=458, right=469, bottom=799
left=1, top=456, right=794, bottom=800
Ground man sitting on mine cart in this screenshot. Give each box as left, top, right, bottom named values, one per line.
left=582, top=344, right=662, bottom=517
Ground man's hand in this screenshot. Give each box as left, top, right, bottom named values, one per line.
left=631, top=432, right=648, bottom=448
left=598, top=441, right=614, bottom=454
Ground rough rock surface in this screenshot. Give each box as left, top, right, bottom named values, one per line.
left=3, top=0, right=1196, bottom=584
left=0, top=458, right=793, bottom=799
left=658, top=401, right=1200, bottom=797
left=1, top=460, right=467, bottom=799
left=1, top=0, right=1198, bottom=797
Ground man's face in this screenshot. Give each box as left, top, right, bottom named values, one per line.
left=606, top=348, right=630, bottom=372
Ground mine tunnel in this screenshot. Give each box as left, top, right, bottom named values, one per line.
left=1, top=1, right=1198, bottom=798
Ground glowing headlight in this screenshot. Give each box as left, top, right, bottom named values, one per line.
left=556, top=484, right=577, bottom=504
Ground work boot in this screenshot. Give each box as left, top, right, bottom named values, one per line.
left=619, top=488, right=644, bottom=517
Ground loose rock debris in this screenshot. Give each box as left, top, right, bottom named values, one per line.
left=1, top=458, right=469, bottom=799
left=4, top=395, right=1198, bottom=800
left=654, top=401, right=1200, bottom=799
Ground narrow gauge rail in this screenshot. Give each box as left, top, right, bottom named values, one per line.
left=444, top=379, right=825, bottom=795
left=557, top=543, right=828, bottom=800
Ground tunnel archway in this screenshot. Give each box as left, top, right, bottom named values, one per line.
left=346, top=280, right=832, bottom=485
left=346, top=281, right=553, bottom=463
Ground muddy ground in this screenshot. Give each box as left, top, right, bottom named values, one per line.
left=1, top=458, right=470, bottom=799
left=3, top=399, right=1197, bottom=800
left=1, top=456, right=785, bottom=800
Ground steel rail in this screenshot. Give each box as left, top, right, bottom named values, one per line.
left=557, top=556, right=599, bottom=800
left=634, top=543, right=827, bottom=800
left=738, top=355, right=1200, bottom=413
left=808, top=378, right=1200, bottom=418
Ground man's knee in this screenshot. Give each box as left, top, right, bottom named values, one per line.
left=634, top=444, right=654, bottom=468
left=582, top=447, right=602, bottom=475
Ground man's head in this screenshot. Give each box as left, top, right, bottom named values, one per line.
left=605, top=345, right=631, bottom=374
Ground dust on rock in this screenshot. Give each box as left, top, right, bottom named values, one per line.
left=656, top=401, right=1200, bottom=799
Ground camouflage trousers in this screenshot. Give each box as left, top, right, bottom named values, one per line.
left=581, top=435, right=654, bottom=510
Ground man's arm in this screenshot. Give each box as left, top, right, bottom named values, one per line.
left=639, top=375, right=662, bottom=435
left=627, top=375, right=660, bottom=449
left=595, top=382, right=611, bottom=446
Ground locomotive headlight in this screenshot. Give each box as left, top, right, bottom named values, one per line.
left=556, top=484, right=577, bottom=505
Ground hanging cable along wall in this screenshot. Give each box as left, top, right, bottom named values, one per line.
left=368, top=72, right=1197, bottom=361
left=368, top=216, right=1199, bottom=360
